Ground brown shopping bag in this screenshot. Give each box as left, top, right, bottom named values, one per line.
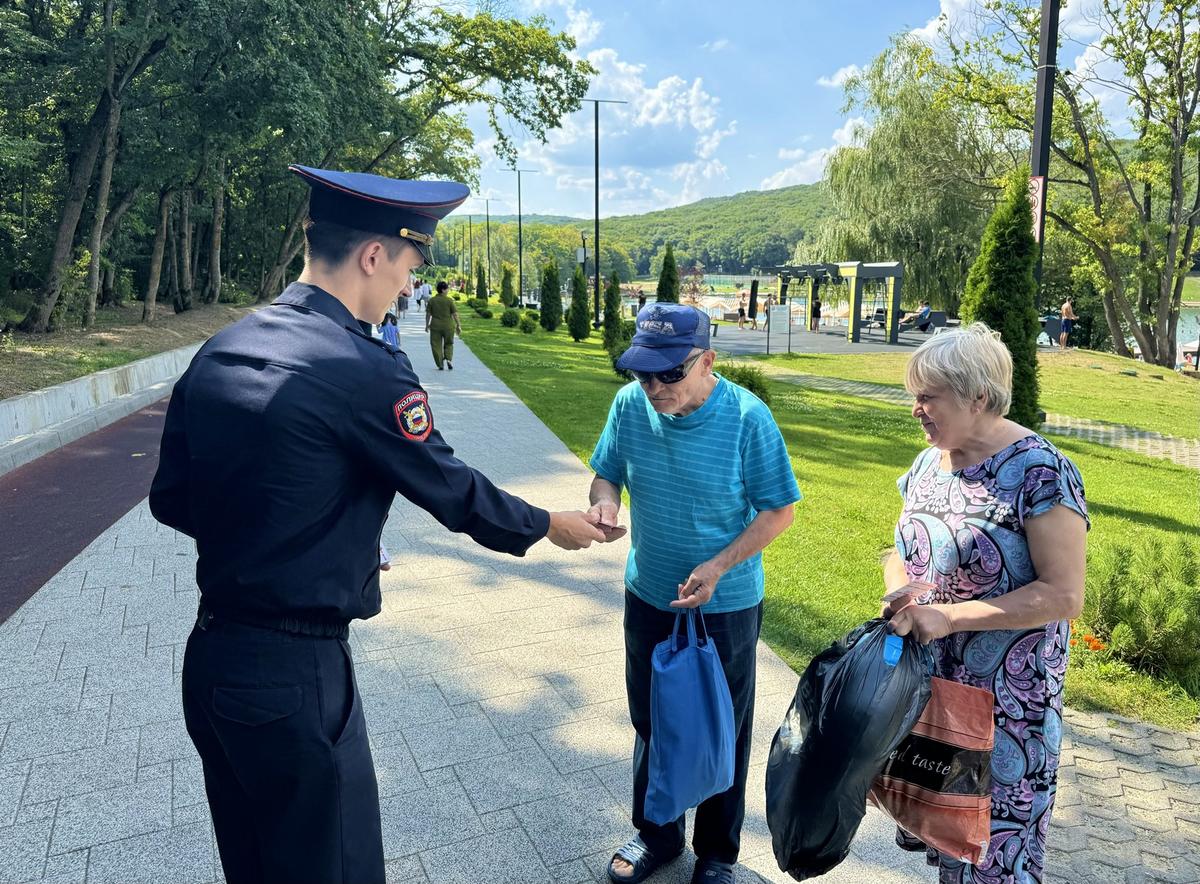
left=868, top=675, right=994, bottom=866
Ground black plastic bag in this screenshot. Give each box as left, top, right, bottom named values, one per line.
left=765, top=619, right=934, bottom=880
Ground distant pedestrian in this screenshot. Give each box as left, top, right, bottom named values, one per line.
left=1059, top=298, right=1077, bottom=349
left=737, top=295, right=747, bottom=330
left=810, top=295, right=821, bottom=332
left=398, top=291, right=410, bottom=317
left=637, top=288, right=646, bottom=313
left=426, top=280, right=460, bottom=370
left=379, top=313, right=400, bottom=349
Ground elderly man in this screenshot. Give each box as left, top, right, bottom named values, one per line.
left=588, top=304, right=800, bottom=884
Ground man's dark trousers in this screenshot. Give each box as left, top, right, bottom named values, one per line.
left=623, top=590, right=763, bottom=865
left=182, top=620, right=385, bottom=884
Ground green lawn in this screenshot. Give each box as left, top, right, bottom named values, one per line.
left=462, top=311, right=1200, bottom=730
left=755, top=349, right=1200, bottom=440
left=1183, top=274, right=1199, bottom=302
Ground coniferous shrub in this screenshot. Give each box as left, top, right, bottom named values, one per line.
left=960, top=168, right=1041, bottom=428
left=475, top=259, right=487, bottom=304
left=500, top=264, right=515, bottom=308
left=568, top=265, right=591, bottom=342
left=656, top=243, right=679, bottom=303
left=500, top=307, right=520, bottom=327
left=539, top=263, right=562, bottom=331
left=518, top=315, right=537, bottom=334
left=602, top=271, right=622, bottom=352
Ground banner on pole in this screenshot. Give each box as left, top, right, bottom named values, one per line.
left=1028, top=176, right=1046, bottom=243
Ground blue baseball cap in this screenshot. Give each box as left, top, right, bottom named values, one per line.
left=288, top=165, right=469, bottom=265
left=616, top=304, right=711, bottom=373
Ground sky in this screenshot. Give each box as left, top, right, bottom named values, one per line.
left=460, top=0, right=1123, bottom=220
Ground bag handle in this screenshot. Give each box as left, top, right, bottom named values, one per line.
left=670, top=609, right=710, bottom=650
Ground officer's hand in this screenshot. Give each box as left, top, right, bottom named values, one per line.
left=586, top=502, right=627, bottom=542
left=547, top=510, right=607, bottom=550
left=670, top=560, right=724, bottom=608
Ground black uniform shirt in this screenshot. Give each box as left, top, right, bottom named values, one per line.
left=149, top=283, right=550, bottom=623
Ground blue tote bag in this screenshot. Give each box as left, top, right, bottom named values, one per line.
left=644, top=609, right=736, bottom=825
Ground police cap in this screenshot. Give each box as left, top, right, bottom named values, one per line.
left=288, top=164, right=469, bottom=265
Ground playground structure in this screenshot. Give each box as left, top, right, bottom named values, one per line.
left=774, top=261, right=905, bottom=344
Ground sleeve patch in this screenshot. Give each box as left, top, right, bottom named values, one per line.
left=393, top=391, right=433, bottom=441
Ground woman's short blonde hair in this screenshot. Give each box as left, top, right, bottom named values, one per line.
left=906, top=322, right=1013, bottom=416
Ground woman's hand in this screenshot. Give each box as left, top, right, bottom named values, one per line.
left=887, top=603, right=956, bottom=644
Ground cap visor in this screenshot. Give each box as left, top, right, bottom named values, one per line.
left=615, top=343, right=694, bottom=373
left=409, top=241, right=434, bottom=266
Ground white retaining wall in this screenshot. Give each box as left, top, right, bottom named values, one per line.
left=0, top=342, right=202, bottom=476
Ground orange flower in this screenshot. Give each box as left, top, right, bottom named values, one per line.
left=1069, top=639, right=1078, bottom=647
left=1082, top=634, right=1096, bottom=643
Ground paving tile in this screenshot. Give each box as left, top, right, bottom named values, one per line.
left=0, top=762, right=27, bottom=826
left=385, top=854, right=428, bottom=883
left=42, top=848, right=88, bottom=884
left=512, top=788, right=629, bottom=867
left=534, top=712, right=634, bottom=775
left=419, top=829, right=552, bottom=883
left=136, top=716, right=197, bottom=767
left=370, top=734, right=425, bottom=798
left=82, top=646, right=173, bottom=697
left=402, top=712, right=507, bottom=771
left=481, top=685, right=577, bottom=736
left=0, top=706, right=109, bottom=763
left=109, top=683, right=183, bottom=729
left=432, top=661, right=543, bottom=705
left=85, top=821, right=215, bottom=883
left=0, top=651, right=63, bottom=694
left=24, top=741, right=139, bottom=804
left=546, top=661, right=627, bottom=708
left=16, top=798, right=58, bottom=824
left=50, top=775, right=173, bottom=854
left=0, top=673, right=85, bottom=724
left=379, top=782, right=485, bottom=857
left=0, top=818, right=53, bottom=883
left=172, top=757, right=207, bottom=808
left=363, top=685, right=455, bottom=735
left=455, top=746, right=572, bottom=814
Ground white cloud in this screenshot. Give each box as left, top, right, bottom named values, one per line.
left=910, top=0, right=973, bottom=44
left=759, top=117, right=868, bottom=190
left=527, top=0, right=602, bottom=47
left=512, top=43, right=738, bottom=212
left=700, top=38, right=730, bottom=53
left=816, top=64, right=862, bottom=88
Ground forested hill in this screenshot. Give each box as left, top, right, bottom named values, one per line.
left=443, top=184, right=832, bottom=276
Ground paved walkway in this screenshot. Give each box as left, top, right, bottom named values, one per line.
left=758, top=368, right=1200, bottom=470
left=0, top=309, right=1196, bottom=883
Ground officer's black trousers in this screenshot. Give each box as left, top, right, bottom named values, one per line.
left=623, top=591, right=763, bottom=866
left=182, top=620, right=385, bottom=884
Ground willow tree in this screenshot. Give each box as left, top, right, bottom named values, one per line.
left=800, top=37, right=1011, bottom=315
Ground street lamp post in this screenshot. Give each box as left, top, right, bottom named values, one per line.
left=582, top=98, right=628, bottom=328
left=484, top=198, right=492, bottom=299
left=512, top=168, right=536, bottom=307
left=1030, top=0, right=1061, bottom=284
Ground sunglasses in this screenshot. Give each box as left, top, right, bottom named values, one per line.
left=633, top=352, right=703, bottom=386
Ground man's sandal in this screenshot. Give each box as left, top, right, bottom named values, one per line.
left=690, top=858, right=735, bottom=884
left=606, top=836, right=681, bottom=884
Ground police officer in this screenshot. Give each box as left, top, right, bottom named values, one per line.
left=149, top=164, right=606, bottom=884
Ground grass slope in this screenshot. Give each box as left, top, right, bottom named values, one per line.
left=462, top=310, right=1200, bottom=730
left=757, top=349, right=1200, bottom=440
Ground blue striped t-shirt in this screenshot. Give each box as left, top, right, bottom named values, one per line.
left=589, top=375, right=800, bottom=613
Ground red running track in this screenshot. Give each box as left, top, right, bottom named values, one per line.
left=0, top=399, right=168, bottom=624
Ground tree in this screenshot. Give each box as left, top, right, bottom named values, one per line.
left=944, top=0, right=1200, bottom=366
left=475, top=259, right=487, bottom=302
left=568, top=264, right=591, bottom=342
left=960, top=170, right=1041, bottom=428
left=602, top=271, right=623, bottom=352
left=802, top=37, right=1009, bottom=314
left=539, top=262, right=562, bottom=331
left=499, top=263, right=515, bottom=307
left=656, top=243, right=679, bottom=303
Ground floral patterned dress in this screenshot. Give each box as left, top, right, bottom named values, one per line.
left=895, top=434, right=1089, bottom=884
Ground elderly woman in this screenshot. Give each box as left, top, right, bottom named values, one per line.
left=883, top=323, right=1088, bottom=884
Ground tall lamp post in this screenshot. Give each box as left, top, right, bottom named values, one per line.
left=511, top=168, right=536, bottom=306
left=582, top=98, right=628, bottom=328
left=484, top=198, right=492, bottom=298
left=1029, top=0, right=1061, bottom=284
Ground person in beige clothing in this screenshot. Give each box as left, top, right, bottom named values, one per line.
left=425, top=280, right=461, bottom=370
